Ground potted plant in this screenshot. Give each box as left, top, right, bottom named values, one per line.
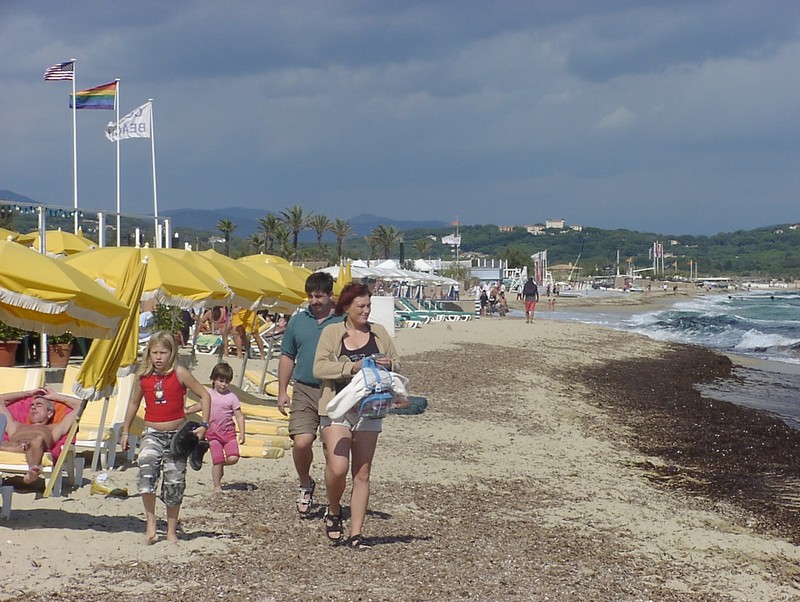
left=0, top=320, right=23, bottom=367
left=151, top=304, right=183, bottom=344
left=47, top=331, right=75, bottom=368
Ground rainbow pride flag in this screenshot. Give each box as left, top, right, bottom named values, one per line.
left=69, top=81, right=117, bottom=110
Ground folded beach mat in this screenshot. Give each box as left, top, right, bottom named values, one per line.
left=389, top=395, right=428, bottom=416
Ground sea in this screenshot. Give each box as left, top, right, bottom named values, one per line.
left=537, top=290, right=800, bottom=430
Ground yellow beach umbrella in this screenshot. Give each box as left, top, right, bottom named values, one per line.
left=74, top=254, right=148, bottom=401
left=243, top=253, right=289, bottom=264
left=63, top=246, right=229, bottom=308
left=238, top=255, right=309, bottom=304
left=197, top=249, right=287, bottom=307
left=66, top=253, right=148, bottom=475
left=332, top=260, right=352, bottom=297
left=158, top=248, right=268, bottom=309
left=17, top=229, right=96, bottom=256
left=0, top=227, right=19, bottom=241
left=0, top=241, right=127, bottom=338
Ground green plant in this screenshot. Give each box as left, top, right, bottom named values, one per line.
left=152, top=303, right=182, bottom=333
left=0, top=320, right=24, bottom=341
left=48, top=331, right=75, bottom=344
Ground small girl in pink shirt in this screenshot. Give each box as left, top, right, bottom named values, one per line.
left=187, top=362, right=245, bottom=493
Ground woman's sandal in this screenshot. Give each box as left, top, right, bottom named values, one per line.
left=324, top=509, right=344, bottom=543
left=295, top=479, right=315, bottom=517
left=346, top=534, right=371, bottom=550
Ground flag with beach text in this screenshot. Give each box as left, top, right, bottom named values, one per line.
left=105, top=101, right=152, bottom=141
left=70, top=81, right=117, bottom=110
left=44, top=61, right=74, bottom=81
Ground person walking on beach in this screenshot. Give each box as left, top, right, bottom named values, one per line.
left=277, top=272, right=342, bottom=517
left=314, top=283, right=403, bottom=549
left=185, top=362, right=244, bottom=493
left=120, top=331, right=211, bottom=545
left=522, top=277, right=540, bottom=323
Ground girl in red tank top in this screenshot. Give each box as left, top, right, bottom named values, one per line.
left=120, top=331, right=211, bottom=544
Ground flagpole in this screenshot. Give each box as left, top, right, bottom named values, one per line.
left=115, top=79, right=121, bottom=247
left=71, top=58, right=78, bottom=235
left=149, top=98, right=159, bottom=247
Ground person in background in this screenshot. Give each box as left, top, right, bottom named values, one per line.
left=313, top=283, right=402, bottom=550
left=277, top=272, right=342, bottom=518
left=522, top=277, right=540, bottom=324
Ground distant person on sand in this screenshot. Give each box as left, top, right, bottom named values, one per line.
left=278, top=272, right=342, bottom=518
left=314, top=283, right=404, bottom=549
left=0, top=387, right=81, bottom=483
left=121, top=331, right=211, bottom=545
left=185, top=362, right=244, bottom=493
left=522, top=277, right=540, bottom=324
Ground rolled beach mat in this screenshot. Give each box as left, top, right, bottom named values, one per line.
left=242, top=421, right=289, bottom=437
left=238, top=444, right=285, bottom=459
left=244, top=434, right=292, bottom=450
left=243, top=370, right=292, bottom=398
left=239, top=402, right=288, bottom=421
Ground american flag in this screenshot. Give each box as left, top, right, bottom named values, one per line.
left=43, top=61, right=74, bottom=81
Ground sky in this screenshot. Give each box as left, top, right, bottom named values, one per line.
left=2, top=1, right=800, bottom=236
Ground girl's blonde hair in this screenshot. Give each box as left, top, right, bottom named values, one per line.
left=137, top=331, right=179, bottom=376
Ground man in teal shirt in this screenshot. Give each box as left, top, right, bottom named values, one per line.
left=278, top=272, right=343, bottom=517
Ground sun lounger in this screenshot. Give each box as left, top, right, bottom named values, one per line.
left=71, top=373, right=137, bottom=470
left=0, top=367, right=45, bottom=393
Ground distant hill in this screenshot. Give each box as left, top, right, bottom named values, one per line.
left=0, top=190, right=41, bottom=206
left=161, top=208, right=448, bottom=239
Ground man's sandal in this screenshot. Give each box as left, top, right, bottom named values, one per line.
left=324, top=509, right=344, bottom=543
left=296, top=479, right=315, bottom=517
left=346, top=534, right=371, bottom=550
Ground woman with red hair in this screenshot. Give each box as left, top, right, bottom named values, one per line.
left=313, top=283, right=401, bottom=549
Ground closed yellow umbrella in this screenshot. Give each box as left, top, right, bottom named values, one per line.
left=63, top=254, right=149, bottom=476
left=17, top=229, right=96, bottom=256
left=0, top=241, right=127, bottom=338
left=74, top=254, right=148, bottom=400
left=332, top=260, right=352, bottom=297
left=63, top=246, right=229, bottom=308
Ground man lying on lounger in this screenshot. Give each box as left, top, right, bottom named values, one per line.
left=0, top=388, right=81, bottom=484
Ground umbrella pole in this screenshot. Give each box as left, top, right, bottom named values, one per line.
left=90, top=397, right=111, bottom=472
left=43, top=398, right=87, bottom=498
left=259, top=336, right=276, bottom=392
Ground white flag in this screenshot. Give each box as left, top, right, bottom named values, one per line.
left=105, top=101, right=152, bottom=141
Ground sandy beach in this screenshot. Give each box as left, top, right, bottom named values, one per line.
left=2, top=304, right=800, bottom=601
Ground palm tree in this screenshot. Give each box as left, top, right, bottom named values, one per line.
left=279, top=205, right=311, bottom=258
left=274, top=222, right=292, bottom=259
left=414, top=238, right=432, bottom=259
left=308, top=214, right=332, bottom=257
left=216, top=219, right=236, bottom=256
left=330, top=218, right=354, bottom=261
left=368, top=225, right=401, bottom=260
left=258, top=214, right=281, bottom=254
left=249, top=233, right=265, bottom=253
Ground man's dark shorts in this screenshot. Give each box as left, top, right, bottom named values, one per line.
left=288, top=382, right=322, bottom=439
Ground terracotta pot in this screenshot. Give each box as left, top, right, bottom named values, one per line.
left=48, top=343, right=73, bottom=368
left=0, top=341, right=20, bottom=367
